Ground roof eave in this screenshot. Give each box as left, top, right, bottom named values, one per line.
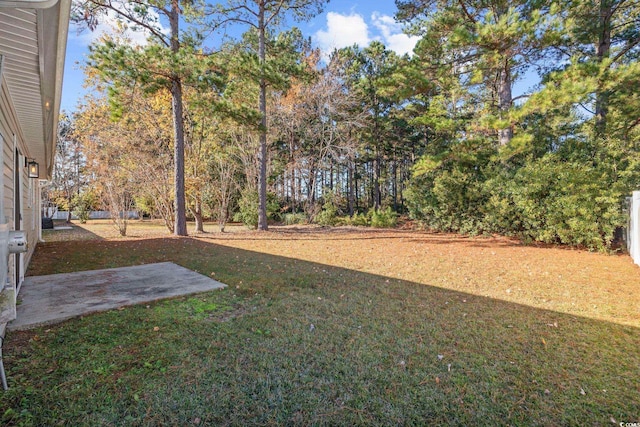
left=0, top=0, right=58, bottom=8
left=0, top=0, right=71, bottom=180
left=38, top=0, right=71, bottom=180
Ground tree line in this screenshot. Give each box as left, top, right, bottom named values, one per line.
left=47, top=0, right=639, bottom=251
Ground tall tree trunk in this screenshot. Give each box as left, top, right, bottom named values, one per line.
left=392, top=159, right=398, bottom=211
left=305, top=162, right=317, bottom=218
left=401, top=157, right=409, bottom=211
left=348, top=156, right=355, bottom=216
left=296, top=168, right=302, bottom=212
left=66, top=201, right=72, bottom=223
left=497, top=62, right=513, bottom=146
left=170, top=0, right=187, bottom=236
left=367, top=161, right=373, bottom=208
left=290, top=167, right=296, bottom=213
left=372, top=105, right=382, bottom=209
left=289, top=136, right=296, bottom=213
left=171, top=80, right=187, bottom=236
left=191, top=199, right=204, bottom=233
left=329, top=163, right=334, bottom=191
left=595, top=0, right=612, bottom=135
left=354, top=161, right=359, bottom=212
left=373, top=152, right=381, bottom=210
left=308, top=163, right=317, bottom=205
left=257, top=1, right=269, bottom=231
left=280, top=174, right=285, bottom=201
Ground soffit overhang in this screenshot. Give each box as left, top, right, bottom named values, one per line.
left=0, top=0, right=70, bottom=179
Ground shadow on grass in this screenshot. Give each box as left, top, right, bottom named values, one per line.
left=42, top=220, right=105, bottom=243
left=195, top=227, right=526, bottom=249
left=3, top=237, right=639, bottom=426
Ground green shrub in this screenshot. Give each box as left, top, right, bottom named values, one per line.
left=370, top=207, right=398, bottom=228
left=133, top=194, right=156, bottom=219
left=406, top=167, right=488, bottom=234
left=236, top=189, right=258, bottom=229
left=315, top=203, right=338, bottom=226
left=352, top=213, right=370, bottom=226
left=405, top=131, right=634, bottom=251
left=485, top=156, right=626, bottom=251
left=340, top=213, right=369, bottom=227
left=71, top=190, right=99, bottom=224
left=314, top=189, right=342, bottom=226
left=236, top=189, right=281, bottom=229
left=283, top=212, right=307, bottom=225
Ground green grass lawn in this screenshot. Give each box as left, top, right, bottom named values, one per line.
left=1, top=221, right=639, bottom=426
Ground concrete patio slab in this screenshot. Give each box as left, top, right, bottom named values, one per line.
left=8, top=262, right=227, bottom=331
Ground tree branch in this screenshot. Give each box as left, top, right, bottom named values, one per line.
left=625, top=116, right=640, bottom=138
left=88, top=0, right=170, bottom=47
left=511, top=93, right=531, bottom=103
left=458, top=0, right=476, bottom=24
left=265, top=0, right=287, bottom=26
left=215, top=15, right=257, bottom=29
left=609, top=17, right=640, bottom=32
left=578, top=102, right=595, bottom=115
left=610, top=35, right=640, bottom=64
left=611, top=0, right=631, bottom=16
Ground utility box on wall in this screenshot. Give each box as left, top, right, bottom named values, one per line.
left=8, top=230, right=27, bottom=255
left=0, top=228, right=27, bottom=319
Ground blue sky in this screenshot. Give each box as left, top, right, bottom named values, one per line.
left=61, top=1, right=418, bottom=112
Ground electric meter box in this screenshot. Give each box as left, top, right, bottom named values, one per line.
left=8, top=230, right=27, bottom=254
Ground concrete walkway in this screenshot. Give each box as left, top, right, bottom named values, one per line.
left=8, top=262, right=227, bottom=330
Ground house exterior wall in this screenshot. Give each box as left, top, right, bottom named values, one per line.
left=22, top=167, right=39, bottom=269
left=0, top=0, right=70, bottom=388
left=0, top=73, right=39, bottom=309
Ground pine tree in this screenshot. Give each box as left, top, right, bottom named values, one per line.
left=213, top=0, right=328, bottom=230
left=73, top=0, right=223, bottom=236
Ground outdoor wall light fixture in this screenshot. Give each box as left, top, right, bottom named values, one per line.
left=25, top=159, right=39, bottom=178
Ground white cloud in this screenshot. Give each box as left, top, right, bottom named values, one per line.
left=383, top=32, right=420, bottom=56
left=313, top=12, right=371, bottom=55
left=313, top=11, right=420, bottom=59
left=371, top=12, right=420, bottom=56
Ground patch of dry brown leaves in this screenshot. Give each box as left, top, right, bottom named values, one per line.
left=36, top=220, right=640, bottom=327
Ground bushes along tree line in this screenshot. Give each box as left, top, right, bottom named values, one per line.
left=55, top=0, right=638, bottom=250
